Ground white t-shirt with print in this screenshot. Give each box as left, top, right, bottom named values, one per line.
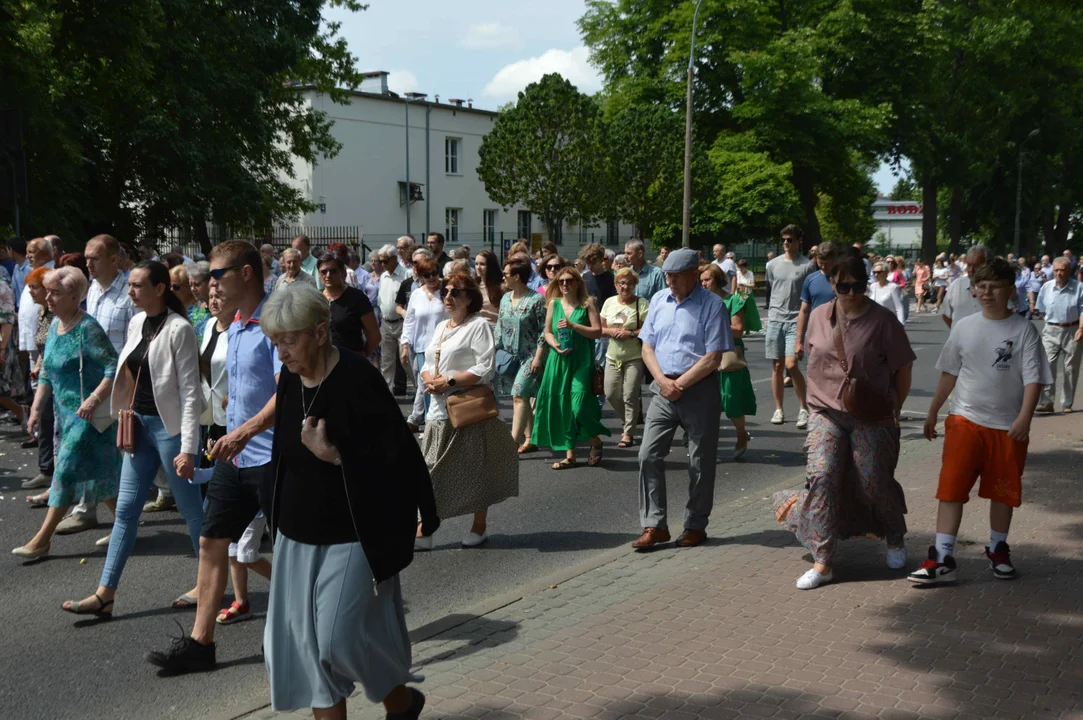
left=935, top=313, right=1052, bottom=430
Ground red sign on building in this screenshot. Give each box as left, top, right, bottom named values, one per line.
left=886, top=204, right=923, bottom=215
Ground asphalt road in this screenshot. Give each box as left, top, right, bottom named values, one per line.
left=0, top=305, right=952, bottom=720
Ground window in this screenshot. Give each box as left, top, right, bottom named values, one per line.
left=445, top=137, right=460, bottom=174
left=445, top=208, right=461, bottom=244
left=606, top=220, right=620, bottom=247
left=483, top=209, right=497, bottom=244
left=517, top=210, right=531, bottom=239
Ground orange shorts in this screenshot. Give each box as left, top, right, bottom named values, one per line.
left=936, top=415, right=1027, bottom=508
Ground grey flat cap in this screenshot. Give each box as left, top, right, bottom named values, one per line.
left=662, top=247, right=699, bottom=273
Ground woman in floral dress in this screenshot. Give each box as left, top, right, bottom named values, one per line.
left=0, top=266, right=28, bottom=423
left=12, top=267, right=121, bottom=560
left=495, top=257, right=548, bottom=452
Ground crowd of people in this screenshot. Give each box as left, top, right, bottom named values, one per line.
left=4, top=224, right=1080, bottom=719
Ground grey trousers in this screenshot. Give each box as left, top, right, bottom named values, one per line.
left=380, top=318, right=408, bottom=391
left=638, top=372, right=721, bottom=531
left=1040, top=324, right=1081, bottom=409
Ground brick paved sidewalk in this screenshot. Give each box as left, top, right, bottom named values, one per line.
left=238, top=414, right=1083, bottom=720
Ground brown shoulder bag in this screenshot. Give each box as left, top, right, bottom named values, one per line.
left=830, top=300, right=894, bottom=422
left=435, top=323, right=499, bottom=429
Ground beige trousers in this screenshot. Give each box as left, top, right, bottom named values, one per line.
left=604, top=357, right=644, bottom=437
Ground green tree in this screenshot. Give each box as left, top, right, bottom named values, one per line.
left=477, top=73, right=604, bottom=242
left=0, top=0, right=364, bottom=250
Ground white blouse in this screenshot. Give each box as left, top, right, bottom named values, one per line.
left=199, top=321, right=229, bottom=427
left=737, top=269, right=755, bottom=288
left=867, top=283, right=906, bottom=325
left=422, top=314, right=496, bottom=423
left=400, top=285, right=448, bottom=354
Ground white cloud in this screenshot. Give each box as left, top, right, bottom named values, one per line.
left=387, top=69, right=419, bottom=95
left=483, top=46, right=601, bottom=100
left=459, top=22, right=521, bottom=51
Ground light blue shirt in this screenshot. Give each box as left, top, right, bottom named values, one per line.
left=1015, top=271, right=1041, bottom=313
left=527, top=272, right=545, bottom=292
left=226, top=297, right=282, bottom=468
left=634, top=262, right=666, bottom=300
left=11, top=259, right=30, bottom=307
left=87, top=272, right=134, bottom=354
left=1036, top=278, right=1083, bottom=325
left=639, top=285, right=733, bottom=376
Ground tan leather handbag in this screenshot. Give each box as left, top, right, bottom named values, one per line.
left=434, top=323, right=499, bottom=429
left=830, top=300, right=894, bottom=422
left=719, top=345, right=747, bottom=372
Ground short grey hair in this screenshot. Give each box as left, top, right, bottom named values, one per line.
left=261, top=283, right=331, bottom=337
left=713, top=244, right=724, bottom=253
left=447, top=259, right=470, bottom=275
left=966, top=244, right=991, bottom=265
left=451, top=246, right=470, bottom=260
left=412, top=248, right=434, bottom=261
left=1052, top=256, right=1071, bottom=269
left=259, top=244, right=275, bottom=255
left=189, top=261, right=211, bottom=283
left=281, top=248, right=301, bottom=261
left=396, top=235, right=414, bottom=244
left=604, top=249, right=615, bottom=261
left=44, top=266, right=89, bottom=301
left=378, top=244, right=397, bottom=259
left=625, top=239, right=645, bottom=253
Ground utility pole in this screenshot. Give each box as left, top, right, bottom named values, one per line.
left=681, top=0, right=706, bottom=249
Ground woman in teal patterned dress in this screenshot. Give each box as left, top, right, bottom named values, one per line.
left=533, top=267, right=610, bottom=470
left=495, top=257, right=548, bottom=453
left=12, top=267, right=121, bottom=560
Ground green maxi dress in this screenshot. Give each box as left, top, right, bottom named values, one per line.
left=532, top=302, right=611, bottom=451
left=720, top=290, right=762, bottom=419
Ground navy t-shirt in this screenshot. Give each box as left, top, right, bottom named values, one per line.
left=801, top=271, right=835, bottom=311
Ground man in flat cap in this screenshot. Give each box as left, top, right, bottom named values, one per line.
left=633, top=248, right=733, bottom=549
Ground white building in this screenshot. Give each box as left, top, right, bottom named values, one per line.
left=281, top=71, right=632, bottom=253
left=871, top=197, right=923, bottom=249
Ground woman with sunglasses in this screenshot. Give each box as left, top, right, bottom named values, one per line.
left=773, top=248, right=914, bottom=590
left=541, top=256, right=566, bottom=288
left=320, top=251, right=381, bottom=359
left=533, top=267, right=610, bottom=469
left=495, top=258, right=548, bottom=453
left=417, top=273, right=518, bottom=548
left=867, top=261, right=907, bottom=325
left=400, top=258, right=448, bottom=433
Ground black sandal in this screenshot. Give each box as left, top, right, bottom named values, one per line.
left=617, top=436, right=635, bottom=449
left=62, top=593, right=113, bottom=619
left=588, top=443, right=604, bottom=467
left=552, top=458, right=577, bottom=470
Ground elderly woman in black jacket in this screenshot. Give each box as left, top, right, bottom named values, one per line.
left=261, top=283, right=438, bottom=720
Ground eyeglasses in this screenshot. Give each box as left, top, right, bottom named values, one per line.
left=209, top=265, right=244, bottom=280
left=439, top=287, right=463, bottom=299
left=835, top=281, right=867, bottom=295
left=170, top=284, right=183, bottom=291
left=975, top=282, right=1013, bottom=294
left=616, top=281, right=634, bottom=288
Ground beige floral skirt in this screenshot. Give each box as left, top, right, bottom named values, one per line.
left=421, top=417, right=519, bottom=519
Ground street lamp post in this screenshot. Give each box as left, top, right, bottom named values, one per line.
left=681, top=0, right=706, bottom=249
left=1013, top=128, right=1040, bottom=258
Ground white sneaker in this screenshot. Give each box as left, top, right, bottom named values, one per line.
left=796, top=568, right=833, bottom=590
left=886, top=546, right=907, bottom=569
left=95, top=533, right=112, bottom=548
left=770, top=409, right=784, bottom=425
left=796, top=408, right=810, bottom=430
left=462, top=531, right=488, bottom=548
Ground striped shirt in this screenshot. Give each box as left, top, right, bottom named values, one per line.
left=87, top=272, right=134, bottom=354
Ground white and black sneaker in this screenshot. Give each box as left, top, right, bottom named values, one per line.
left=907, top=546, right=957, bottom=585
left=985, top=541, right=1016, bottom=580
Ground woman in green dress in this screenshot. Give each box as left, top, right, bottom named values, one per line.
left=533, top=267, right=610, bottom=470
left=494, top=257, right=548, bottom=452
left=700, top=264, right=760, bottom=460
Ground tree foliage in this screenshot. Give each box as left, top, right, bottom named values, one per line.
left=477, top=74, right=604, bottom=242
left=0, top=0, right=364, bottom=250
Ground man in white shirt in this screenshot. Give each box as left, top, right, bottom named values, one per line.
left=55, top=234, right=135, bottom=535
left=378, top=242, right=411, bottom=395
left=1034, top=257, right=1083, bottom=413
left=942, top=245, right=989, bottom=329
left=711, top=244, right=739, bottom=293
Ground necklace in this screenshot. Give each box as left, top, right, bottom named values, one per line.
left=300, top=355, right=330, bottom=429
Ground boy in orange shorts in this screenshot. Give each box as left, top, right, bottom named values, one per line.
left=909, top=257, right=1051, bottom=585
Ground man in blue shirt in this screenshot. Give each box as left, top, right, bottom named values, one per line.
left=1035, top=257, right=1083, bottom=413
left=625, top=239, right=666, bottom=299
left=632, top=248, right=733, bottom=550
left=794, top=243, right=837, bottom=360
left=147, top=240, right=281, bottom=674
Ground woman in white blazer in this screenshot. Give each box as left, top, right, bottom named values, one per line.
left=61, top=261, right=205, bottom=618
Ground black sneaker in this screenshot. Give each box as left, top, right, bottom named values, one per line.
left=386, top=687, right=425, bottom=720
left=145, top=631, right=216, bottom=674
left=985, top=541, right=1016, bottom=580
left=907, top=545, right=958, bottom=585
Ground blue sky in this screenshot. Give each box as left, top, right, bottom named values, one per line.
left=327, top=0, right=899, bottom=193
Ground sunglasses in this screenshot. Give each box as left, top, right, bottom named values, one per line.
left=170, top=284, right=183, bottom=291
left=439, top=287, right=464, bottom=299
left=420, top=271, right=439, bottom=280
left=209, top=265, right=244, bottom=280
left=546, top=264, right=561, bottom=271
left=835, top=281, right=867, bottom=295
left=318, top=267, right=339, bottom=275
left=558, top=277, right=576, bottom=285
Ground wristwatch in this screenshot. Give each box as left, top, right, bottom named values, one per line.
left=447, top=376, right=457, bottom=387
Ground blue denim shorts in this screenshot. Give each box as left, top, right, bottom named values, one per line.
left=765, top=320, right=797, bottom=360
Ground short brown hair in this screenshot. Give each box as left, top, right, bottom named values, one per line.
left=504, top=258, right=531, bottom=284
left=413, top=257, right=438, bottom=278
left=578, top=243, right=605, bottom=264
left=698, top=263, right=726, bottom=297
left=292, top=233, right=310, bottom=248
left=209, top=240, right=264, bottom=285
left=87, top=234, right=120, bottom=256
left=444, top=272, right=483, bottom=314
left=509, top=241, right=529, bottom=256
left=971, top=257, right=1015, bottom=285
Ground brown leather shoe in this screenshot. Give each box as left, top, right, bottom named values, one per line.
left=631, top=527, right=671, bottom=549
left=675, top=529, right=707, bottom=547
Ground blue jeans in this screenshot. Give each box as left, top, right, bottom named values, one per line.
left=100, top=413, right=203, bottom=589
left=408, top=351, right=431, bottom=426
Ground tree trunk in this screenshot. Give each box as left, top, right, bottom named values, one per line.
left=194, top=215, right=212, bottom=255
left=791, top=167, right=822, bottom=250
left=921, top=170, right=938, bottom=264
left=1054, top=203, right=1071, bottom=251
left=949, top=186, right=962, bottom=255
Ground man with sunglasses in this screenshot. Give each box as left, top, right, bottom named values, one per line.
left=147, top=240, right=282, bottom=674
left=765, top=224, right=816, bottom=428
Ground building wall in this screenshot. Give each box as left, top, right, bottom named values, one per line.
left=282, top=90, right=633, bottom=251
left=871, top=199, right=923, bottom=249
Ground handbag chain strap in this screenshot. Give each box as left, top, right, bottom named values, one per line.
left=830, top=299, right=851, bottom=377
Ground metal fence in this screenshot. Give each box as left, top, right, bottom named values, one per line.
left=140, top=225, right=367, bottom=260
